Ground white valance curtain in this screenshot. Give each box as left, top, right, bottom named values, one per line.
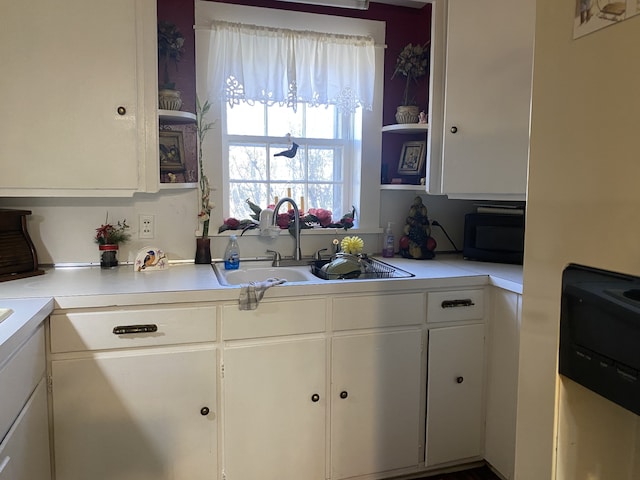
left=205, top=20, right=375, bottom=113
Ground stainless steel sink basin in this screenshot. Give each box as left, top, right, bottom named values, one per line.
left=212, top=261, right=316, bottom=286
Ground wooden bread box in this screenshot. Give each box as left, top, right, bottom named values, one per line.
left=0, top=209, right=44, bottom=282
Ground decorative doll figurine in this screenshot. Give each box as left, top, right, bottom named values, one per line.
left=418, top=111, right=427, bottom=124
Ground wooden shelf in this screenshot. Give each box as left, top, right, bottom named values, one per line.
left=159, top=110, right=197, bottom=124
left=382, top=123, right=429, bottom=134
left=380, top=184, right=426, bottom=191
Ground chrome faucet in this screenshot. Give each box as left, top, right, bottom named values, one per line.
left=271, top=197, right=302, bottom=261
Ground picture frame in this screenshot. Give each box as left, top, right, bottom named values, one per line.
left=159, top=130, right=186, bottom=173
left=397, top=141, right=425, bottom=175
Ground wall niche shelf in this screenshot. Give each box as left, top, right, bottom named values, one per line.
left=159, top=109, right=197, bottom=124
left=382, top=123, right=429, bottom=134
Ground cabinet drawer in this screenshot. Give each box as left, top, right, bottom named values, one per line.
left=222, top=298, right=326, bottom=340
left=50, top=305, right=217, bottom=353
left=333, top=293, right=425, bottom=331
left=0, top=326, right=45, bottom=442
left=427, top=289, right=484, bottom=324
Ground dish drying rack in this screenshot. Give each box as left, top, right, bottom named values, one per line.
left=311, top=254, right=414, bottom=280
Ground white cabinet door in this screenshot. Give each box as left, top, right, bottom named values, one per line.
left=331, top=329, right=422, bottom=479
left=485, top=289, right=521, bottom=479
left=223, top=338, right=326, bottom=480
left=0, top=379, right=50, bottom=480
left=425, top=323, right=485, bottom=466
left=51, top=347, right=217, bottom=480
left=0, top=0, right=158, bottom=196
left=437, top=0, right=534, bottom=199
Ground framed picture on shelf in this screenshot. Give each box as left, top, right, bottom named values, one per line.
left=397, top=141, right=425, bottom=175
left=159, top=130, right=186, bottom=173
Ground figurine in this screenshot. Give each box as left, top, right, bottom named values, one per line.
left=418, top=111, right=427, bottom=124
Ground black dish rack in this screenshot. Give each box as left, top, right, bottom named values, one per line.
left=310, top=255, right=414, bottom=280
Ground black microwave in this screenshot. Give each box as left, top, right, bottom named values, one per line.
left=463, top=213, right=525, bottom=264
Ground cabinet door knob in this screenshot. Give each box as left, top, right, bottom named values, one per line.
left=339, top=391, right=348, bottom=399
left=450, top=126, right=458, bottom=134
left=200, top=407, right=210, bottom=416
left=117, top=106, right=127, bottom=115
left=311, top=394, right=320, bottom=402
left=456, top=376, right=464, bottom=384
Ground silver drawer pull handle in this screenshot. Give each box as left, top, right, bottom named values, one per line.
left=441, top=299, right=475, bottom=308
left=113, top=324, right=158, bottom=335
left=0, top=456, right=11, bottom=475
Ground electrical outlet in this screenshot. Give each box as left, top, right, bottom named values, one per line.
left=139, top=214, right=155, bottom=239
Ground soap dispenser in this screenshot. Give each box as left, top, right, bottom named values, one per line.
left=224, top=235, right=240, bottom=270
left=382, top=222, right=395, bottom=258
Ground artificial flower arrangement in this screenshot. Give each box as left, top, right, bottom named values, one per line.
left=157, top=20, right=185, bottom=90
left=391, top=42, right=430, bottom=106
left=94, top=217, right=131, bottom=246
left=218, top=199, right=356, bottom=235
left=196, top=97, right=216, bottom=238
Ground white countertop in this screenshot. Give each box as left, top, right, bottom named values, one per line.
left=0, top=297, right=53, bottom=363
left=0, top=256, right=522, bottom=361
left=0, top=255, right=522, bottom=306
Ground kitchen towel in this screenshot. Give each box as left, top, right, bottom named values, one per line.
left=238, top=278, right=286, bottom=310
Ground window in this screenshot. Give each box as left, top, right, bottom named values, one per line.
left=225, top=99, right=360, bottom=220
left=195, top=2, right=384, bottom=231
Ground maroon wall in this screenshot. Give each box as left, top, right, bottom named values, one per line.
left=156, top=0, right=432, bottom=184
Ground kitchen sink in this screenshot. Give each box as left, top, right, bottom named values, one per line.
left=212, top=261, right=316, bottom=286
left=212, top=257, right=414, bottom=286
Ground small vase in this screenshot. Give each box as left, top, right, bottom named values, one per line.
left=158, top=88, right=183, bottom=111
left=195, top=237, right=212, bottom=264
left=395, top=105, right=420, bottom=124
left=99, top=244, right=119, bottom=269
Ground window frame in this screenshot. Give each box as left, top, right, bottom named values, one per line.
left=195, top=1, right=385, bottom=234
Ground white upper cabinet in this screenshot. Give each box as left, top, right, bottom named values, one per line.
left=427, top=0, right=534, bottom=200
left=0, top=0, right=158, bottom=197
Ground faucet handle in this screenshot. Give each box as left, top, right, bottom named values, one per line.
left=314, top=248, right=328, bottom=261
left=266, top=249, right=281, bottom=267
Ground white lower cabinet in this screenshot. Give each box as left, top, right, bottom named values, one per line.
left=221, top=293, right=425, bottom=480
left=49, top=305, right=217, bottom=480
left=331, top=329, right=422, bottom=479
left=223, top=338, right=327, bottom=480
left=425, top=324, right=485, bottom=466
left=0, top=323, right=50, bottom=480
left=425, top=289, right=486, bottom=467
left=0, top=379, right=50, bottom=480
left=484, top=289, right=522, bottom=479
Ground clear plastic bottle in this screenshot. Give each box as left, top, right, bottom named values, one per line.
left=382, top=222, right=395, bottom=258
left=224, top=235, right=240, bottom=270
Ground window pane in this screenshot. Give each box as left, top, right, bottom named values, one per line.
left=308, top=147, right=342, bottom=181
left=227, top=103, right=265, bottom=136
left=267, top=104, right=303, bottom=138
left=271, top=145, right=305, bottom=181
left=229, top=145, right=267, bottom=180
left=308, top=183, right=342, bottom=214
left=229, top=182, right=267, bottom=219
left=306, top=105, right=336, bottom=139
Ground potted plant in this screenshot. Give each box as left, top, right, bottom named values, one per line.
left=95, top=217, right=131, bottom=268
left=158, top=20, right=185, bottom=110
left=195, top=97, right=216, bottom=264
left=391, top=42, right=430, bottom=124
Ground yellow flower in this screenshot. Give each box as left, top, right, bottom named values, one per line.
left=341, top=236, right=364, bottom=255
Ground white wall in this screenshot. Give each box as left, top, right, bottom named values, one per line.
left=516, top=1, right=640, bottom=478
